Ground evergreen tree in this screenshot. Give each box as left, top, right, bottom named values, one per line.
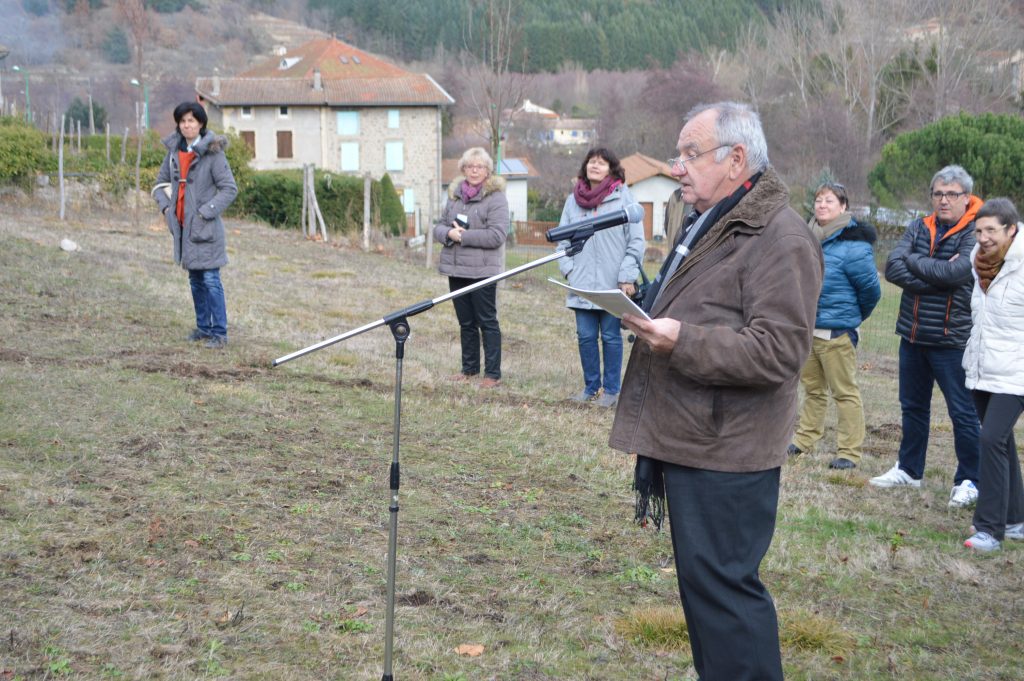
left=868, top=113, right=1024, bottom=209
left=376, top=173, right=406, bottom=236
left=65, top=97, right=107, bottom=129
left=102, top=26, right=132, bottom=64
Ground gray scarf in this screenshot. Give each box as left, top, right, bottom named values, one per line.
left=809, top=211, right=851, bottom=242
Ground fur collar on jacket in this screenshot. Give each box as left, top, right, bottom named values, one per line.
left=448, top=174, right=507, bottom=201
left=716, top=166, right=790, bottom=231
left=836, top=220, right=877, bottom=244
left=161, top=130, right=229, bottom=156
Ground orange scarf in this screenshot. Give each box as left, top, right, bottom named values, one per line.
left=176, top=150, right=196, bottom=226
left=974, top=239, right=1013, bottom=292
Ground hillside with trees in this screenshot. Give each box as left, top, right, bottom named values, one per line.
left=307, top=0, right=818, bottom=72
left=1, top=0, right=1022, bottom=218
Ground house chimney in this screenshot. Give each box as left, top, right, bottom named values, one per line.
left=212, top=68, right=220, bottom=96
left=313, top=68, right=322, bottom=91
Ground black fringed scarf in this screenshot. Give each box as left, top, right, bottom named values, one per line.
left=633, top=173, right=761, bottom=530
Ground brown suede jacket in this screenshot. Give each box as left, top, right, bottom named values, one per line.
left=609, top=167, right=823, bottom=472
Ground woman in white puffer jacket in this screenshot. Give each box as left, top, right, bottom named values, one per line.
left=961, top=197, right=1024, bottom=552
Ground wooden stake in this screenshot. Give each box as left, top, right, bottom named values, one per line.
left=58, top=114, right=66, bottom=221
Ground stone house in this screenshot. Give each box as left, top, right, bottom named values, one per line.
left=194, top=37, right=453, bottom=222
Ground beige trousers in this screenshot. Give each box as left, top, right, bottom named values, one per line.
left=793, top=334, right=866, bottom=461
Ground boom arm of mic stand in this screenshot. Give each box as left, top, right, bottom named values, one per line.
left=271, top=248, right=574, bottom=367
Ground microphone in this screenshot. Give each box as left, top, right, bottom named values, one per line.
left=546, top=203, right=645, bottom=243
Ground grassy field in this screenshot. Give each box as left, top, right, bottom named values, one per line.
left=1, top=204, right=1022, bottom=681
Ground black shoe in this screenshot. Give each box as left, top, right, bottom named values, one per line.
left=787, top=444, right=803, bottom=456
left=829, top=457, right=856, bottom=470
left=187, top=329, right=210, bottom=342
left=204, top=336, right=228, bottom=349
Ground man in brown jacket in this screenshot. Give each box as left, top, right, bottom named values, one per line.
left=615, top=102, right=823, bottom=681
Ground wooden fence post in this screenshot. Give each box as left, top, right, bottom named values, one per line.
left=58, top=114, right=65, bottom=221
left=362, top=174, right=371, bottom=252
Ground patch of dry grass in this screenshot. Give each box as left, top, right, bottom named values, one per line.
left=2, top=204, right=1024, bottom=680
left=779, top=609, right=856, bottom=656
left=613, top=606, right=689, bottom=651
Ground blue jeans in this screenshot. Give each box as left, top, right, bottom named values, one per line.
left=574, top=308, right=622, bottom=396
left=188, top=268, right=227, bottom=339
left=896, top=339, right=979, bottom=483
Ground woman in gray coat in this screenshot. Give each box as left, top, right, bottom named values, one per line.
left=432, top=147, right=509, bottom=387
left=557, top=147, right=645, bottom=407
left=152, top=102, right=238, bottom=348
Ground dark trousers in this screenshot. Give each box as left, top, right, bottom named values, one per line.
left=663, top=463, right=783, bottom=681
left=448, top=276, right=501, bottom=379
left=896, top=339, right=980, bottom=483
left=971, top=391, right=1024, bottom=540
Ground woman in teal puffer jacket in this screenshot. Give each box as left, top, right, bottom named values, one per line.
left=789, top=182, right=881, bottom=469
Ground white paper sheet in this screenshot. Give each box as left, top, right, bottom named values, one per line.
left=547, top=278, right=652, bottom=321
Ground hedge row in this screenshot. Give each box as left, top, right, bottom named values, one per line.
left=235, top=169, right=405, bottom=235
left=0, top=116, right=405, bottom=234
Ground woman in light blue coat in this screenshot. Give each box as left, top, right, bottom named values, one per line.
left=557, top=147, right=645, bottom=407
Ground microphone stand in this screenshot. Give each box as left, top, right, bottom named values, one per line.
left=272, top=233, right=597, bottom=681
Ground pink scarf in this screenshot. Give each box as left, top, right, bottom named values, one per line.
left=573, top=176, right=621, bottom=209
left=460, top=179, right=483, bottom=202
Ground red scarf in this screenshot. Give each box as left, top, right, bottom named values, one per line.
left=176, top=150, right=196, bottom=225
left=573, top=176, right=621, bottom=209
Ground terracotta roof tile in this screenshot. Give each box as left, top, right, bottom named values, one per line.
left=196, top=37, right=453, bottom=107
left=621, top=153, right=674, bottom=185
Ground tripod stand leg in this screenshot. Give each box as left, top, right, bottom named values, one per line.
left=382, top=318, right=409, bottom=681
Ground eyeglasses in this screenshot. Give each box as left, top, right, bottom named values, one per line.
left=463, top=163, right=488, bottom=172
left=667, top=144, right=731, bottom=169
left=975, top=225, right=1010, bottom=238
left=931, top=190, right=966, bottom=201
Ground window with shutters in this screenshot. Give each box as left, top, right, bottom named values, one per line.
left=337, top=111, right=359, bottom=136
left=276, top=131, right=293, bottom=159
left=385, top=141, right=403, bottom=171
left=340, top=143, right=359, bottom=171
left=240, top=131, right=255, bottom=153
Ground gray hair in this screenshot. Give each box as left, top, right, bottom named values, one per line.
left=930, top=164, right=973, bottom=195
left=686, top=101, right=769, bottom=173
left=458, top=146, right=494, bottom=174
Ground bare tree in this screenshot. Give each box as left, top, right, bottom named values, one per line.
left=116, top=0, right=153, bottom=228
left=116, top=0, right=152, bottom=86
left=462, top=0, right=530, bottom=162
left=906, top=0, right=1021, bottom=122
left=817, top=0, right=921, bottom=148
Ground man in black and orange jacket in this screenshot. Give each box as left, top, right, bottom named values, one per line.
left=871, top=165, right=981, bottom=508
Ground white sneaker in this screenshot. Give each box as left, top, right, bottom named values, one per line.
left=869, top=464, right=922, bottom=488
left=964, top=531, right=1001, bottom=552
left=948, top=480, right=979, bottom=508
left=969, top=523, right=1024, bottom=540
